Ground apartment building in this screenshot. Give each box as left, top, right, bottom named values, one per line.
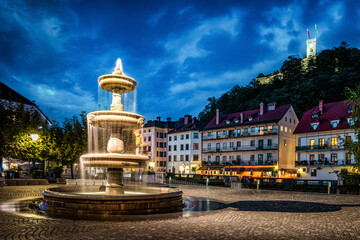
left=200, top=102, right=298, bottom=179
left=294, top=100, right=357, bottom=180
left=138, top=117, right=183, bottom=172
left=167, top=115, right=203, bottom=174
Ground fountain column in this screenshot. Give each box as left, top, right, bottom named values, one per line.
left=106, top=168, right=124, bottom=195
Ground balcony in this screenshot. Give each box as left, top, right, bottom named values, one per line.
left=202, top=129, right=278, bottom=141
left=203, top=144, right=278, bottom=153
left=202, top=159, right=277, bottom=166
left=295, top=159, right=354, bottom=167
left=295, top=144, right=345, bottom=152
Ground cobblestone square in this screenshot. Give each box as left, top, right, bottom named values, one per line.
left=1, top=185, right=360, bottom=240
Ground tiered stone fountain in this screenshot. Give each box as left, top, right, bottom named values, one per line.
left=42, top=59, right=183, bottom=216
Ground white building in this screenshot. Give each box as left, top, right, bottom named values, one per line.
left=199, top=102, right=298, bottom=179
left=294, top=100, right=357, bottom=180
left=167, top=115, right=202, bottom=174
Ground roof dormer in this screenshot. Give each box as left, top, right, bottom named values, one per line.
left=311, top=122, right=319, bottom=130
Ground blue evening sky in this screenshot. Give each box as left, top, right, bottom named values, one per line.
left=1, top=0, right=360, bottom=123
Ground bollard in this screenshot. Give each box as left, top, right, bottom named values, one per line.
left=206, top=177, right=209, bottom=189
left=328, top=181, right=331, bottom=195
left=257, top=179, right=260, bottom=191
left=169, top=176, right=171, bottom=185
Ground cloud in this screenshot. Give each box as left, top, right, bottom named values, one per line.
left=163, top=10, right=242, bottom=65
left=328, top=3, right=344, bottom=24
left=148, top=9, right=167, bottom=26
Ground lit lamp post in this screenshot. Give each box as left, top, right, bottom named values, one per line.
left=30, top=133, right=39, bottom=178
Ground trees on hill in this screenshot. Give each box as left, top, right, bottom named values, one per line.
left=199, top=42, right=360, bottom=123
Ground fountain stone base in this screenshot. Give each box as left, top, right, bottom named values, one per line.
left=106, top=168, right=124, bottom=195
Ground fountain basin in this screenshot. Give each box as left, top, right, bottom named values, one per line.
left=98, top=74, right=136, bottom=93
left=80, top=153, right=148, bottom=168
left=88, top=111, right=144, bottom=129
left=42, top=185, right=183, bottom=215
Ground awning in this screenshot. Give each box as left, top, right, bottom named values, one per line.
left=198, top=166, right=224, bottom=171
left=224, top=167, right=275, bottom=172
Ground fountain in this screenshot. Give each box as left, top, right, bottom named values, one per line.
left=41, top=59, right=183, bottom=216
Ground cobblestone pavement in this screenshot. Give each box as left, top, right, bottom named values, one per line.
left=1, top=185, right=360, bottom=240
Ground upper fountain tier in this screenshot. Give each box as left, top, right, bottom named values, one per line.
left=98, top=58, right=136, bottom=94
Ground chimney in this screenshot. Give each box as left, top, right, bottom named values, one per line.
left=192, top=117, right=196, bottom=124
left=319, top=100, right=323, bottom=114
left=179, top=117, right=184, bottom=124
left=240, top=112, right=244, bottom=124
left=156, top=116, right=161, bottom=121
left=184, top=115, right=191, bottom=124
left=260, top=102, right=264, bottom=115
left=166, top=117, right=171, bottom=122
left=216, top=109, right=220, bottom=125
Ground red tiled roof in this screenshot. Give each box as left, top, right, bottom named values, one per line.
left=203, top=104, right=292, bottom=130
left=168, top=120, right=203, bottom=134
left=293, top=101, right=353, bottom=134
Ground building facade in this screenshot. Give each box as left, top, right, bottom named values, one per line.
left=294, top=100, right=357, bottom=181
left=167, top=115, right=202, bottom=174
left=200, top=102, right=298, bottom=179
left=138, top=117, right=184, bottom=172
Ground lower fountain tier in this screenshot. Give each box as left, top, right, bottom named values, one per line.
left=87, top=111, right=144, bottom=129
left=80, top=153, right=148, bottom=168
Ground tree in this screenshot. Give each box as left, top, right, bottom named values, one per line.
left=59, top=112, right=87, bottom=179
left=344, top=85, right=360, bottom=172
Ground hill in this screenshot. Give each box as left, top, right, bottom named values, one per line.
left=198, top=42, right=360, bottom=123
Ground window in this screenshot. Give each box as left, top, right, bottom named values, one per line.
left=174, top=136, right=177, bottom=141
left=193, top=154, right=199, bottom=161
left=223, top=142, right=227, bottom=149
left=139, top=130, right=141, bottom=134
left=250, top=140, right=255, bottom=146
left=180, top=144, right=184, bottom=150
left=268, top=126, right=273, bottom=131
left=331, top=120, right=339, bottom=128
left=168, top=156, right=171, bottom=162
left=310, top=154, right=315, bottom=162
left=157, top=132, right=159, bottom=137
left=280, top=126, right=283, bottom=131
left=185, top=144, right=189, bottom=150
left=164, top=133, right=167, bottom=138
left=331, top=153, right=338, bottom=163
left=207, top=143, right=211, bottom=150
left=226, top=120, right=230, bottom=124
left=169, top=136, right=172, bottom=141
left=347, top=118, right=355, bottom=126
left=164, top=143, right=166, bottom=148
left=148, top=136, right=151, bottom=141
left=237, top=129, right=241, bottom=136
left=180, top=155, right=184, bottom=161
left=285, top=127, right=287, bottom=132
left=298, top=137, right=301, bottom=146
left=311, top=123, right=319, bottom=130
left=310, top=139, right=315, bottom=150
left=174, top=155, right=177, bottom=161
left=319, top=138, right=325, bottom=147
left=251, top=127, right=255, bottom=132
left=169, top=145, right=172, bottom=151
left=267, top=139, right=272, bottom=146
left=244, top=128, right=248, bottom=133
left=267, top=153, right=272, bottom=160
left=193, top=143, right=199, bottom=150
left=346, top=153, right=351, bottom=164
left=284, top=140, right=287, bottom=146
left=346, top=136, right=351, bottom=142
left=230, top=142, right=234, bottom=148
left=208, top=132, right=211, bottom=137
left=250, top=155, right=255, bottom=161
left=310, top=169, right=317, bottom=177
left=148, top=146, right=151, bottom=151
left=234, top=119, right=239, bottom=123
left=248, top=118, right=253, bottom=121
left=318, top=154, right=325, bottom=161
left=222, top=156, right=227, bottom=162
left=185, top=155, right=189, bottom=161
left=207, top=155, right=211, bottom=162
left=156, top=151, right=159, bottom=157
left=160, top=132, right=163, bottom=138
left=312, top=113, right=318, bottom=118
left=186, top=134, right=189, bottom=139
left=143, top=137, right=146, bottom=142
left=223, top=130, right=227, bottom=135
left=148, top=129, right=151, bottom=132
left=194, top=133, right=199, bottom=139
left=181, top=135, right=184, bottom=140
left=297, top=153, right=300, bottom=161
left=290, top=118, right=291, bottom=123
left=174, top=145, right=177, bottom=151
left=285, top=117, right=287, bottom=122
left=331, top=137, right=338, bottom=146
left=236, top=141, right=241, bottom=148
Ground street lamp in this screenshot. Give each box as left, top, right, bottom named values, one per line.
left=30, top=133, right=39, bottom=142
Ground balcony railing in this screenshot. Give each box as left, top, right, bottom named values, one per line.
left=202, top=129, right=278, bottom=140
left=202, top=159, right=277, bottom=166
left=203, top=144, right=278, bottom=153
left=295, top=159, right=354, bottom=167
left=296, top=144, right=345, bottom=152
